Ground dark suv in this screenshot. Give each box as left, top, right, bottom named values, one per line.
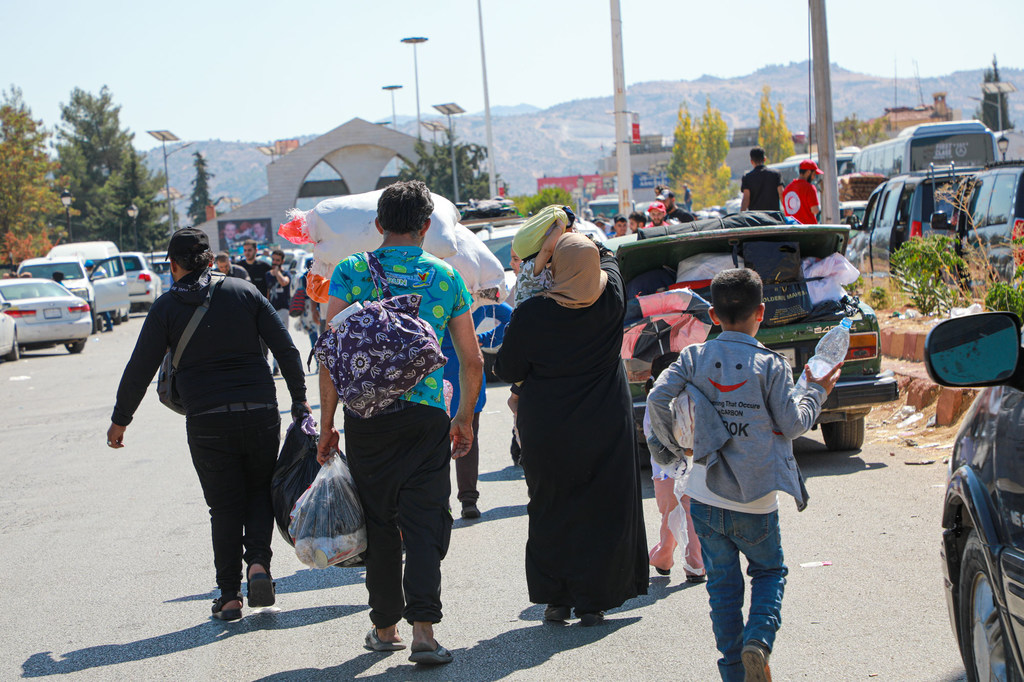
left=848, top=169, right=974, bottom=279
left=927, top=312, right=1024, bottom=680
left=956, top=161, right=1024, bottom=282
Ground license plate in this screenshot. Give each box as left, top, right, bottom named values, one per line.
left=780, top=348, right=797, bottom=368
left=44, top=308, right=61, bottom=319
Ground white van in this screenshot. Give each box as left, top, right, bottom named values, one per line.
left=48, top=241, right=120, bottom=262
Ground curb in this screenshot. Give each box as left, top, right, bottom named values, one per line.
left=880, top=328, right=975, bottom=427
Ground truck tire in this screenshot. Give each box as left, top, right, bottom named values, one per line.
left=822, top=417, right=865, bottom=451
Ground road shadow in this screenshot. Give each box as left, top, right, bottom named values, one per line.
left=515, top=577, right=688, bottom=623
left=453, top=504, right=528, bottom=529
left=21, top=604, right=364, bottom=677
left=478, top=464, right=524, bottom=482
left=254, top=616, right=640, bottom=681
left=794, top=439, right=887, bottom=479
left=164, top=566, right=367, bottom=603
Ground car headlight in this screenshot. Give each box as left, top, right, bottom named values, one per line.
left=70, top=287, right=89, bottom=299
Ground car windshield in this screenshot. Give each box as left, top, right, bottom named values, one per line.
left=484, top=236, right=515, bottom=270
left=20, top=262, right=85, bottom=280
left=0, top=281, right=70, bottom=301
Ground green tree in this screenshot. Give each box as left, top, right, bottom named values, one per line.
left=510, top=187, right=572, bottom=217
left=97, top=149, right=166, bottom=251
left=757, top=86, right=795, bottom=165
left=0, top=87, right=63, bottom=262
left=397, top=133, right=492, bottom=202
left=976, top=55, right=1014, bottom=132
left=834, top=114, right=888, bottom=148
left=54, top=86, right=166, bottom=240
left=187, top=151, right=214, bottom=227
left=667, top=104, right=699, bottom=187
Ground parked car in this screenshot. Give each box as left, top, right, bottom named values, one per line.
left=847, top=169, right=974, bottom=280
left=955, top=160, right=1024, bottom=283
left=0, top=278, right=92, bottom=354
left=147, top=252, right=172, bottom=292
left=610, top=221, right=899, bottom=452
left=16, top=255, right=127, bottom=333
left=927, top=311, right=1024, bottom=681
left=0, top=308, right=18, bottom=361
left=47, top=240, right=120, bottom=263
left=119, top=251, right=162, bottom=311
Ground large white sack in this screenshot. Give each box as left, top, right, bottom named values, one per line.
left=307, top=190, right=460, bottom=269
left=445, top=224, right=507, bottom=298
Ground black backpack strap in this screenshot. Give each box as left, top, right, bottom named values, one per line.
left=172, top=274, right=225, bottom=369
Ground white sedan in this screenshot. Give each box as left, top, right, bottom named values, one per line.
left=0, top=278, right=92, bottom=355
left=0, top=309, right=17, bottom=361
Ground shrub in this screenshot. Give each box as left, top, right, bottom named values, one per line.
left=866, top=286, right=890, bottom=310
left=889, top=235, right=969, bottom=315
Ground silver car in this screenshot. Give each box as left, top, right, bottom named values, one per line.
left=0, top=309, right=17, bottom=362
left=120, top=251, right=162, bottom=311
left=0, top=278, right=92, bottom=354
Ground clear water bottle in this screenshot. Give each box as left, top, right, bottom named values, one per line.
left=797, top=317, right=851, bottom=388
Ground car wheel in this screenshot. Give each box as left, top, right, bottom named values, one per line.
left=3, top=331, right=19, bottom=361
left=821, top=417, right=865, bottom=451
left=112, top=311, right=122, bottom=326
left=959, top=531, right=1021, bottom=682
left=92, top=312, right=101, bottom=334
left=121, top=309, right=130, bottom=323
left=65, top=339, right=86, bottom=354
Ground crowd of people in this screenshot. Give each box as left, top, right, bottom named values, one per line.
left=106, top=179, right=841, bottom=680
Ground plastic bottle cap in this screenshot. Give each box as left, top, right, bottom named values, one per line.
left=840, top=318, right=852, bottom=328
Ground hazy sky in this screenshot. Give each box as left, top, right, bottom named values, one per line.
left=3, top=0, right=1021, bottom=150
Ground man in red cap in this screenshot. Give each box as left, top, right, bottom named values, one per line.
left=644, top=201, right=670, bottom=229
left=782, top=159, right=823, bottom=224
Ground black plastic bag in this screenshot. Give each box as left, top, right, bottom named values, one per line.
left=762, top=281, right=813, bottom=327
left=271, top=414, right=322, bottom=547
left=742, top=241, right=802, bottom=284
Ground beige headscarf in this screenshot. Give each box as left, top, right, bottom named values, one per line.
left=542, top=232, right=608, bottom=309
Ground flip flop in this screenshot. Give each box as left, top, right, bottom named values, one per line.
left=364, top=627, right=406, bottom=652
left=409, top=642, right=453, bottom=665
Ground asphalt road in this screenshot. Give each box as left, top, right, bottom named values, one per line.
left=0, top=315, right=967, bottom=681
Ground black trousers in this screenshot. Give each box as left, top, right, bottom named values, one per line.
left=186, top=407, right=281, bottom=598
left=454, top=412, right=481, bottom=504
left=344, top=402, right=453, bottom=627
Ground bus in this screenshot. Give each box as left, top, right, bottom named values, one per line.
left=767, top=148, right=859, bottom=186
left=852, top=120, right=996, bottom=178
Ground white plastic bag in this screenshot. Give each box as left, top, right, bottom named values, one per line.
left=669, top=391, right=696, bottom=450
left=802, top=253, right=860, bottom=305
left=445, top=224, right=507, bottom=298
left=289, top=452, right=367, bottom=569
left=676, top=253, right=742, bottom=284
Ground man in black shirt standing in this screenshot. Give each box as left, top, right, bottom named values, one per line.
left=659, top=190, right=696, bottom=223
left=107, top=228, right=308, bottom=622
left=266, top=249, right=292, bottom=376
left=238, top=238, right=271, bottom=298
left=215, top=252, right=251, bottom=280
left=740, top=147, right=784, bottom=212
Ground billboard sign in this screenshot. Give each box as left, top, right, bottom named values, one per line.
left=218, top=219, right=272, bottom=254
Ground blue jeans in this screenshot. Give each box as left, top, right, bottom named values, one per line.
left=690, top=500, right=787, bottom=682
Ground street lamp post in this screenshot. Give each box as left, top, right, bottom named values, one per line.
left=401, top=37, right=428, bottom=139
left=60, top=188, right=73, bottom=241
left=147, top=130, right=182, bottom=233
left=476, top=0, right=498, bottom=198
left=422, top=120, right=446, bottom=145
left=382, top=85, right=403, bottom=130
left=127, top=204, right=139, bottom=251
left=433, top=103, right=465, bottom=204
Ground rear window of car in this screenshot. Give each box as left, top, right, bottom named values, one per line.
left=986, top=172, right=1018, bottom=227
left=123, top=256, right=144, bottom=272
left=0, top=281, right=70, bottom=301
left=149, top=261, right=170, bottom=274
left=19, top=262, right=85, bottom=280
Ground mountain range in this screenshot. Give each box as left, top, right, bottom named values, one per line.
left=143, top=60, right=1023, bottom=216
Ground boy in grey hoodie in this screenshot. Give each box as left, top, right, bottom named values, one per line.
left=647, top=268, right=841, bottom=682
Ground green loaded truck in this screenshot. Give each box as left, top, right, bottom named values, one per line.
left=611, top=221, right=899, bottom=452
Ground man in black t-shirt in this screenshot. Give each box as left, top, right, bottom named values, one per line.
left=238, top=239, right=271, bottom=297
left=740, top=147, right=784, bottom=212
left=659, top=190, right=696, bottom=223
left=265, top=249, right=292, bottom=376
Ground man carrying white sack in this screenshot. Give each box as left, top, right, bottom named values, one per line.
left=316, top=181, right=483, bottom=666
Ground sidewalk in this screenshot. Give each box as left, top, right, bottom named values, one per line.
left=879, top=326, right=975, bottom=427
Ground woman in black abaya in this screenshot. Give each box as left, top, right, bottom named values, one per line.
left=495, top=232, right=647, bottom=626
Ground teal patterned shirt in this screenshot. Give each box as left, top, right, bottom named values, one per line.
left=329, top=246, right=472, bottom=410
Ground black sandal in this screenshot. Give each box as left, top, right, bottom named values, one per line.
left=212, top=594, right=243, bottom=621
left=247, top=571, right=276, bottom=608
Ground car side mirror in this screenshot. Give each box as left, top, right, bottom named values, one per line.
left=925, top=312, right=1021, bottom=387
left=930, top=211, right=951, bottom=231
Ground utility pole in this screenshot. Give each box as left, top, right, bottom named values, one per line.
left=610, top=0, right=632, bottom=217
left=810, top=0, right=839, bottom=225
left=477, top=0, right=498, bottom=198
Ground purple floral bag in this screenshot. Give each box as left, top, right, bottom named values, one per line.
left=314, top=252, right=447, bottom=418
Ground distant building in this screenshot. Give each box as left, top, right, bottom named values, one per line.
left=875, top=92, right=958, bottom=133
left=537, top=174, right=616, bottom=201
